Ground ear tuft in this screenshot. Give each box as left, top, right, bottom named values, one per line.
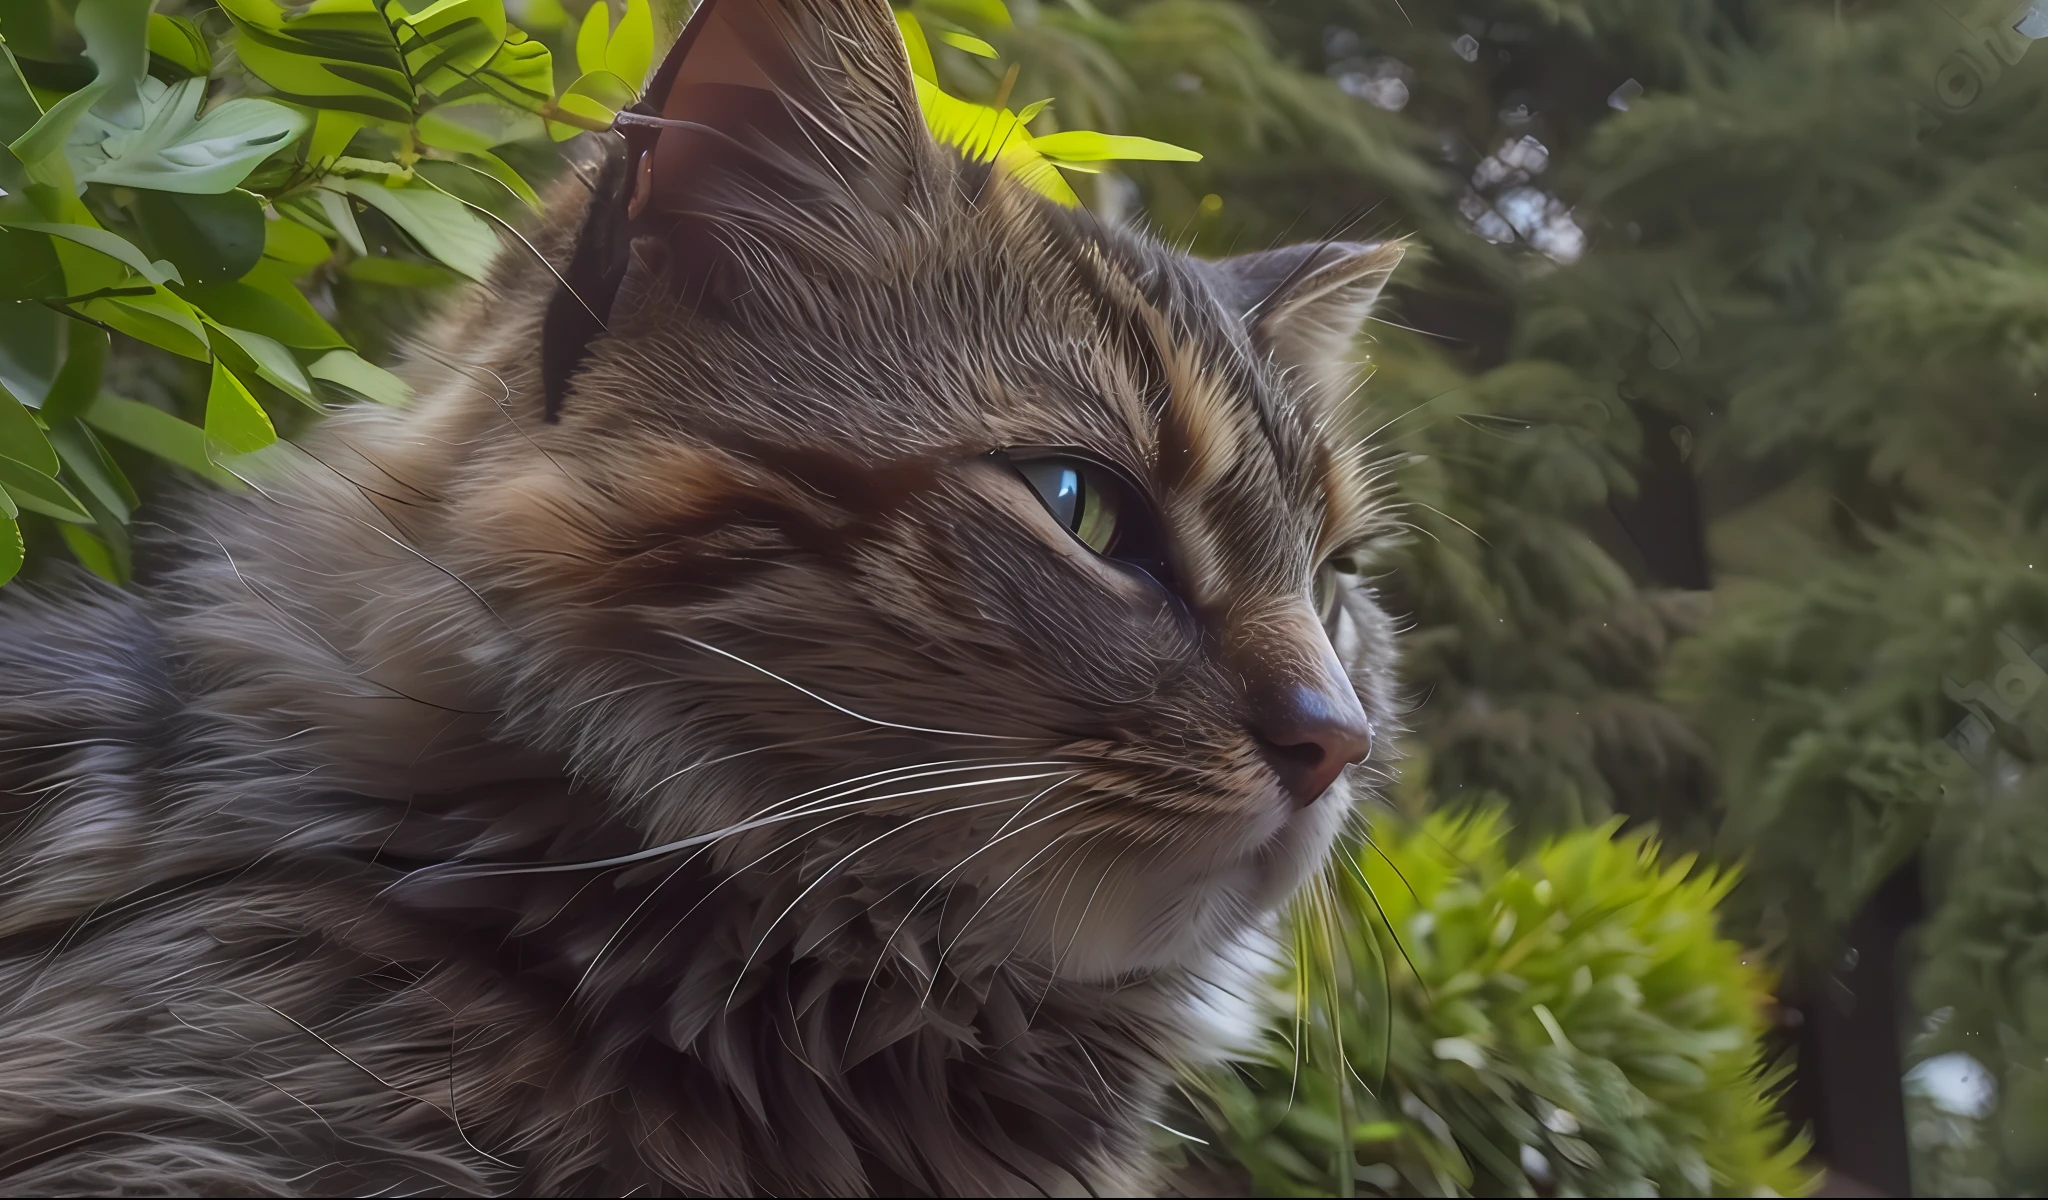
left=1212, top=241, right=1405, bottom=376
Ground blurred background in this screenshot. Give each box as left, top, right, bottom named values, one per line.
left=6, top=0, right=2048, bottom=1194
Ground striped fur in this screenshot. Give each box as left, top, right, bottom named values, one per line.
left=0, top=1, right=1403, bottom=1193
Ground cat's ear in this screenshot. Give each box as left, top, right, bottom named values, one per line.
left=627, top=0, right=925, bottom=220
left=1211, top=241, right=1404, bottom=379
left=541, top=0, right=925, bottom=420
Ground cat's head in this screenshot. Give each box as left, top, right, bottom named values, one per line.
left=437, top=0, right=1402, bottom=983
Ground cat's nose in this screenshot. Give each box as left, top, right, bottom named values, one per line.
left=1250, top=680, right=1373, bottom=806
left=1234, top=611, right=1373, bottom=807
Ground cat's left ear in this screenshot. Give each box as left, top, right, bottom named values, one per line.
left=1210, top=241, right=1405, bottom=380
left=541, top=0, right=925, bottom=420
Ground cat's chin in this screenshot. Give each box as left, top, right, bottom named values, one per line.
left=1033, top=778, right=1354, bottom=984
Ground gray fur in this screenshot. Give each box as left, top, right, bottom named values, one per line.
left=0, top=1, right=1403, bottom=1193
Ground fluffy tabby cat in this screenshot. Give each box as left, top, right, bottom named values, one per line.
left=0, top=0, right=1404, bottom=1193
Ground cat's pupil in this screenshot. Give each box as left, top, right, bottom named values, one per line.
left=1026, top=462, right=1083, bottom=529
left=1016, top=457, right=1122, bottom=554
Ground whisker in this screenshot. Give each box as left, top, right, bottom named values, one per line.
left=388, top=760, right=1074, bottom=889
left=669, top=634, right=1031, bottom=741
left=923, top=823, right=1080, bottom=995
left=724, top=778, right=1082, bottom=1011
left=579, top=763, right=1070, bottom=997
left=1028, top=835, right=1142, bottom=1025
left=848, top=777, right=1082, bottom=1032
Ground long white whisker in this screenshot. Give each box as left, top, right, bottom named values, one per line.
left=526, top=755, right=1027, bottom=940
left=627, top=731, right=862, bottom=804
left=987, top=826, right=1117, bottom=1009
left=723, top=777, right=1082, bottom=1011
left=670, top=634, right=1030, bottom=741
left=602, top=764, right=1071, bottom=986
left=924, top=828, right=1082, bottom=1001
left=389, top=761, right=1070, bottom=889
left=914, top=792, right=1100, bottom=1004
left=1031, top=835, right=1141, bottom=1023
left=843, top=779, right=1082, bottom=1044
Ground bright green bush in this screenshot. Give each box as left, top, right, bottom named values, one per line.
left=1191, top=810, right=1813, bottom=1198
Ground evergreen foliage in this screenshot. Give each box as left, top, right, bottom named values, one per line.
left=1190, top=810, right=1812, bottom=1198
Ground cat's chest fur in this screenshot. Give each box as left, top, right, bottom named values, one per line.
left=0, top=567, right=1268, bottom=1196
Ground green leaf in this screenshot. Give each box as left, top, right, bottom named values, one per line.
left=1, top=220, right=183, bottom=286
left=576, top=1, right=612, bottom=76
left=261, top=214, right=334, bottom=273
left=392, top=0, right=507, bottom=101
left=78, top=289, right=211, bottom=360
left=67, top=76, right=308, bottom=194
left=48, top=419, right=136, bottom=523
left=203, top=358, right=274, bottom=456
left=437, top=29, right=554, bottom=110
left=894, top=11, right=936, bottom=84
left=447, top=148, right=542, bottom=211
left=519, top=0, right=573, bottom=32
left=146, top=13, right=212, bottom=79
left=73, top=0, right=155, bottom=103
left=211, top=323, right=313, bottom=405
left=344, top=255, right=463, bottom=287
left=935, top=32, right=998, bottom=59
left=605, top=0, right=653, bottom=87
left=0, top=516, right=20, bottom=585
left=60, top=522, right=124, bottom=583
left=0, top=44, right=45, bottom=145
left=41, top=324, right=108, bottom=424
left=10, top=0, right=152, bottom=183
left=912, top=77, right=1077, bottom=205
left=339, top=178, right=498, bottom=279
left=0, top=454, right=92, bottom=523
left=310, top=348, right=412, bottom=407
left=416, top=100, right=546, bottom=154
left=922, top=0, right=1013, bottom=29
left=85, top=394, right=241, bottom=486
left=0, top=303, right=62, bottom=406
left=218, top=0, right=415, bottom=124
left=182, top=266, right=346, bottom=350
left=1031, top=130, right=1202, bottom=164
left=548, top=69, right=632, bottom=139
left=313, top=187, right=368, bottom=256
left=128, top=189, right=267, bottom=285
left=308, top=109, right=367, bottom=162
left=0, top=227, right=65, bottom=303
left=417, top=105, right=506, bottom=155
left=0, top=383, right=57, bottom=474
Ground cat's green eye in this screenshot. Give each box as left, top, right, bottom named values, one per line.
left=1004, top=452, right=1176, bottom=589
left=1014, top=457, right=1125, bottom=554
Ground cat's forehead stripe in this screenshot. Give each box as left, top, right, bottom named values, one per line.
left=1068, top=244, right=1340, bottom=604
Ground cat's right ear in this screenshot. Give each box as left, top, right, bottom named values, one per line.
left=540, top=0, right=927, bottom=420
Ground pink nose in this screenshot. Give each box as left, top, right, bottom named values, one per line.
left=1249, top=677, right=1373, bottom=806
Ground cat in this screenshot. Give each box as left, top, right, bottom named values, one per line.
left=0, top=0, right=1404, bottom=1193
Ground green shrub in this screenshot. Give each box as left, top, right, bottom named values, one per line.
left=1190, top=809, right=1814, bottom=1198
